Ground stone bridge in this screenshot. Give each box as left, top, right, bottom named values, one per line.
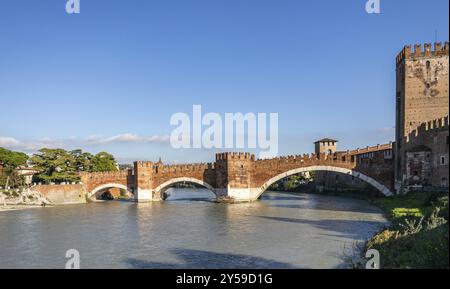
left=80, top=147, right=394, bottom=202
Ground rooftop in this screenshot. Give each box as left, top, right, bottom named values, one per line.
left=314, top=138, right=338, bottom=144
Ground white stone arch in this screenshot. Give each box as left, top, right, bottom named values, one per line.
left=256, top=165, right=393, bottom=198
left=154, top=177, right=216, bottom=196
left=88, top=183, right=132, bottom=199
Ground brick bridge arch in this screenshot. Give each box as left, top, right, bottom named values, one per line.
left=80, top=171, right=134, bottom=201
left=80, top=146, right=395, bottom=203
left=256, top=165, right=393, bottom=199
left=87, top=183, right=133, bottom=200
left=154, top=177, right=215, bottom=194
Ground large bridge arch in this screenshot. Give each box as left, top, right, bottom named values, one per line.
left=256, top=165, right=394, bottom=198
left=154, top=177, right=216, bottom=197
left=88, top=183, right=133, bottom=200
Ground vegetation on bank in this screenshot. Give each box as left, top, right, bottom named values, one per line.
left=31, top=148, right=117, bottom=183
left=365, top=192, right=449, bottom=269
left=0, top=147, right=29, bottom=188
left=0, top=147, right=118, bottom=187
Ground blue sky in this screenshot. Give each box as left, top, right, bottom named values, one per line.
left=0, top=0, right=448, bottom=163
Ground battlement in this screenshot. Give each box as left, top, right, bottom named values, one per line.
left=156, top=162, right=214, bottom=173
left=254, top=152, right=357, bottom=166
left=134, top=161, right=154, bottom=168
left=396, top=42, right=449, bottom=65
left=408, top=116, right=449, bottom=139
left=215, top=152, right=255, bottom=161
left=255, top=154, right=311, bottom=165
left=79, top=170, right=130, bottom=179
left=346, top=142, right=393, bottom=156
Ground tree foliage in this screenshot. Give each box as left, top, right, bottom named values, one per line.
left=91, top=152, right=117, bottom=172
left=0, top=147, right=29, bottom=187
left=31, top=148, right=118, bottom=184
left=0, top=147, right=28, bottom=168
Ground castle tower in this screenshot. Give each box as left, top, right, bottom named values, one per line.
left=395, top=42, right=449, bottom=190
left=314, top=138, right=338, bottom=158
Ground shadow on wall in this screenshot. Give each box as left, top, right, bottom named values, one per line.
left=125, top=248, right=301, bottom=269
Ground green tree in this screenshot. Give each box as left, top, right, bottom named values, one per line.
left=0, top=147, right=29, bottom=188
left=30, top=148, right=118, bottom=183
left=70, top=149, right=94, bottom=172
left=31, top=148, right=79, bottom=183
left=91, top=152, right=118, bottom=172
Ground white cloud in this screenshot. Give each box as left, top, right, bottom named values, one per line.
left=0, top=137, right=67, bottom=151
left=0, top=133, right=170, bottom=152
left=86, top=133, right=170, bottom=145
left=0, top=137, right=22, bottom=148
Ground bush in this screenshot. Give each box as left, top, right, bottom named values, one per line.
left=368, top=224, right=449, bottom=269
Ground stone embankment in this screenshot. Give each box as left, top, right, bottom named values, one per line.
left=0, top=189, right=51, bottom=211
left=0, top=184, right=87, bottom=211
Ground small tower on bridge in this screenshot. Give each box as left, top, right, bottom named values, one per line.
left=314, top=138, right=338, bottom=159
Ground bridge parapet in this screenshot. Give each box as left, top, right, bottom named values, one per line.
left=346, top=143, right=393, bottom=156
left=157, top=162, right=215, bottom=173
left=79, top=170, right=131, bottom=179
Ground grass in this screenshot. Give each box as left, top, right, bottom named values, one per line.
left=366, top=191, right=449, bottom=269
left=371, top=192, right=433, bottom=218
left=391, top=208, right=423, bottom=218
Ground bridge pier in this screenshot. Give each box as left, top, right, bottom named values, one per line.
left=214, top=188, right=260, bottom=203
left=134, top=189, right=154, bottom=202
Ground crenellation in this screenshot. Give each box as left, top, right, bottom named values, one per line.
left=396, top=42, right=450, bottom=65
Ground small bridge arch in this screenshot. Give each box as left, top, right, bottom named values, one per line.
left=154, top=177, right=216, bottom=197
left=257, top=165, right=394, bottom=198
left=88, top=183, right=133, bottom=200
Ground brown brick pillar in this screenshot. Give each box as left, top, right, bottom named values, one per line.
left=214, top=152, right=258, bottom=202
left=133, top=161, right=155, bottom=202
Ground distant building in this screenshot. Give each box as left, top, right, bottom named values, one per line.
left=395, top=42, right=449, bottom=191
left=16, top=166, right=39, bottom=185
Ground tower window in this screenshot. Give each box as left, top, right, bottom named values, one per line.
left=426, top=61, right=431, bottom=68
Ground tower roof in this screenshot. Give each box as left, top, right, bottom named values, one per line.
left=314, top=138, right=338, bottom=144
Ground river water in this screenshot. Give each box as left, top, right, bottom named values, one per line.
left=0, top=189, right=388, bottom=269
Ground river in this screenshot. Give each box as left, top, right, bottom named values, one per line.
left=0, top=189, right=388, bottom=269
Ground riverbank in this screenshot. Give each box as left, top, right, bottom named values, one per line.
left=0, top=189, right=51, bottom=212
left=275, top=186, right=449, bottom=268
